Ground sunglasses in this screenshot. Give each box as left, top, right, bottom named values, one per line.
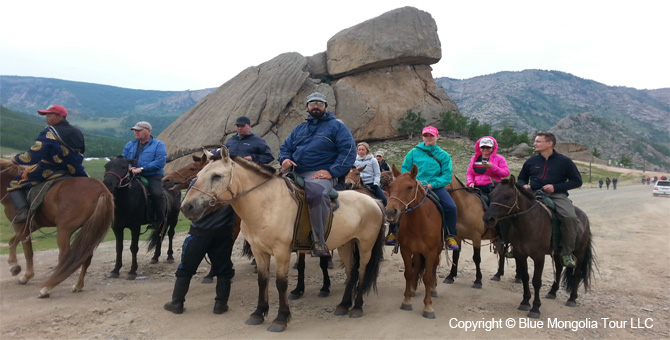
left=480, top=146, right=492, bottom=149
left=307, top=101, right=325, bottom=108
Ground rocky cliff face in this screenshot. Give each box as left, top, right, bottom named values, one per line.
left=159, top=6, right=459, bottom=171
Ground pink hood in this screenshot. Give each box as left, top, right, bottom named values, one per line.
left=466, top=136, right=510, bottom=186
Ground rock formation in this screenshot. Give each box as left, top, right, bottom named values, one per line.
left=160, top=6, right=459, bottom=171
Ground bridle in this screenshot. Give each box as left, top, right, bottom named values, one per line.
left=171, top=169, right=198, bottom=187
left=489, top=184, right=538, bottom=220
left=104, top=168, right=134, bottom=188
left=388, top=179, right=428, bottom=213
left=188, top=161, right=273, bottom=207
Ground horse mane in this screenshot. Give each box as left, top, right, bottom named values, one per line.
left=0, top=159, right=25, bottom=177
left=229, top=155, right=279, bottom=178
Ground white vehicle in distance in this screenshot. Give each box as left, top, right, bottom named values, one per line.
left=652, top=180, right=670, bottom=196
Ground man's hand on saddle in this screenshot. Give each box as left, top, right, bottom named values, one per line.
left=425, top=183, right=434, bottom=190
left=243, top=156, right=253, bottom=161
left=522, top=184, right=554, bottom=193
left=281, top=159, right=297, bottom=172
left=130, top=167, right=143, bottom=175
left=468, top=183, right=475, bottom=188
left=313, top=170, right=332, bottom=179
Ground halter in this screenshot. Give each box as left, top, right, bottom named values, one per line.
left=388, top=180, right=428, bottom=213
left=188, top=162, right=273, bottom=207
left=490, top=185, right=539, bottom=220
left=172, top=169, right=198, bottom=186
left=104, top=169, right=134, bottom=188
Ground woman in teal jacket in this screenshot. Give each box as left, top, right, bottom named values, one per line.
left=401, top=126, right=459, bottom=250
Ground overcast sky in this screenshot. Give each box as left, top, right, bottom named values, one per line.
left=2, top=0, right=668, bottom=91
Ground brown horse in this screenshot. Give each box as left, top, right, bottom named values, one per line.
left=444, top=175, right=506, bottom=288
left=482, top=175, right=595, bottom=318
left=385, top=164, right=442, bottom=319
left=344, top=165, right=375, bottom=196
left=0, top=159, right=114, bottom=297
left=380, top=170, right=394, bottom=189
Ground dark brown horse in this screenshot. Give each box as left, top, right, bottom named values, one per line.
left=384, top=164, right=442, bottom=319
left=0, top=159, right=114, bottom=297
left=482, top=175, right=595, bottom=318
left=444, top=175, right=507, bottom=287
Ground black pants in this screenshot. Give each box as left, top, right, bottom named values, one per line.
left=176, top=230, right=235, bottom=280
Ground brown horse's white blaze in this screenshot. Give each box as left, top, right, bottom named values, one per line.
left=181, top=147, right=385, bottom=332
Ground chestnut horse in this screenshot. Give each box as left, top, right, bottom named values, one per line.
left=384, top=164, right=442, bottom=319
left=0, top=159, right=114, bottom=297
left=163, top=153, right=333, bottom=299
left=181, top=147, right=385, bottom=332
left=482, top=175, right=595, bottom=318
left=444, top=175, right=507, bottom=287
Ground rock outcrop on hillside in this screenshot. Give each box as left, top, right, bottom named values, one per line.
left=160, top=6, right=458, bottom=171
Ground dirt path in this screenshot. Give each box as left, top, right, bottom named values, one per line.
left=1, top=184, right=669, bottom=339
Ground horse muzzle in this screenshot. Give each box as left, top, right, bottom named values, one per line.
left=482, top=214, right=498, bottom=227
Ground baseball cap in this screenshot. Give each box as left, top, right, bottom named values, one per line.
left=375, top=151, right=384, bottom=157
left=421, top=126, right=439, bottom=136
left=479, top=138, right=494, bottom=148
left=235, top=116, right=251, bottom=126
left=37, top=104, right=68, bottom=118
left=130, top=121, right=152, bottom=131
left=305, top=92, right=328, bottom=106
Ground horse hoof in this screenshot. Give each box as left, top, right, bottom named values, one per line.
left=267, top=323, right=286, bottom=332
left=292, top=263, right=298, bottom=270
left=288, top=293, right=301, bottom=300
left=565, top=300, right=577, bottom=307
left=150, top=258, right=158, bottom=264
left=518, top=304, right=531, bottom=311
left=327, top=262, right=334, bottom=270
left=430, top=291, right=438, bottom=298
left=166, top=258, right=175, bottom=264
left=545, top=293, right=556, bottom=299
left=18, top=277, right=29, bottom=285
left=334, top=305, right=349, bottom=316
left=490, top=275, right=501, bottom=281
left=201, top=277, right=214, bottom=284
left=422, top=311, right=436, bottom=319
left=514, top=278, right=522, bottom=283
left=10, top=265, right=21, bottom=276
left=400, top=303, right=413, bottom=311
left=107, top=272, right=120, bottom=279
left=245, top=315, right=264, bottom=325
left=38, top=287, right=51, bottom=298
left=472, top=283, right=483, bottom=289
left=443, top=277, right=454, bottom=284
left=72, top=285, right=83, bottom=293
left=318, top=290, right=330, bottom=298
left=349, top=308, right=363, bottom=318
left=527, top=311, right=541, bottom=319
left=125, top=274, right=137, bottom=280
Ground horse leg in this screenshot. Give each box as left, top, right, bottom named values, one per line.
left=268, top=251, right=292, bottom=332
left=527, top=256, right=545, bottom=318
left=546, top=253, right=563, bottom=299
left=19, top=237, right=35, bottom=285
left=289, top=252, right=306, bottom=300
left=350, top=245, right=375, bottom=319
left=150, top=229, right=162, bottom=264
left=472, top=245, right=483, bottom=288
left=108, top=226, right=124, bottom=278
left=8, top=234, right=22, bottom=277
left=127, top=226, right=140, bottom=280
left=421, top=255, right=438, bottom=319
left=166, top=222, right=175, bottom=263
left=516, top=256, right=531, bottom=311
left=39, top=228, right=73, bottom=298
left=491, top=244, right=506, bottom=281
left=72, top=255, right=93, bottom=293
left=443, top=248, right=459, bottom=284
left=334, top=243, right=354, bottom=316
left=318, top=255, right=331, bottom=297
left=400, top=251, right=415, bottom=311
left=246, top=252, right=270, bottom=326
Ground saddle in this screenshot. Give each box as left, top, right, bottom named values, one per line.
left=283, top=173, right=338, bottom=251
left=27, top=176, right=72, bottom=216
left=424, top=190, right=450, bottom=240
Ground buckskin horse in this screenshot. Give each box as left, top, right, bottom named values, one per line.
left=163, top=152, right=333, bottom=299
left=384, top=164, right=443, bottom=319
left=103, top=156, right=180, bottom=279
left=482, top=175, right=595, bottom=318
left=444, top=175, right=507, bottom=288
left=0, top=159, right=114, bottom=297
left=180, top=147, right=385, bottom=332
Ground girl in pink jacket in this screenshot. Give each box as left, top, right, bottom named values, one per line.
left=466, top=136, right=510, bottom=194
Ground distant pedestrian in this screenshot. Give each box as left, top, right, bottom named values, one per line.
left=605, top=177, right=611, bottom=190
left=647, top=177, right=651, bottom=185
left=598, top=179, right=603, bottom=189
left=612, top=177, right=618, bottom=190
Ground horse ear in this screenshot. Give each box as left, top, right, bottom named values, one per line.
left=509, top=175, right=516, bottom=186
left=491, top=178, right=500, bottom=186
left=220, top=146, right=230, bottom=161
left=410, top=164, right=418, bottom=178
left=202, top=148, right=213, bottom=161
left=391, top=164, right=401, bottom=177
left=358, top=165, right=366, bottom=172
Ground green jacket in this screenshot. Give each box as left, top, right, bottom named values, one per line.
left=401, top=142, right=453, bottom=189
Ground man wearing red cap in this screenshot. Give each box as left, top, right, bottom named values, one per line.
left=7, top=104, right=87, bottom=224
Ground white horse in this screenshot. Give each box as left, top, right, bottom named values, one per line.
left=180, top=147, right=385, bottom=332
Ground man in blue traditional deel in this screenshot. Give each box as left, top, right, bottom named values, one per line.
left=8, top=104, right=87, bottom=224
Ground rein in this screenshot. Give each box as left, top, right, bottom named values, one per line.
left=104, top=170, right=134, bottom=188
left=189, top=162, right=273, bottom=207
left=172, top=169, right=197, bottom=186
left=388, top=180, right=428, bottom=213
left=490, top=185, right=539, bottom=220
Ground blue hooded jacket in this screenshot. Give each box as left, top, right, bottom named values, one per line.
left=122, top=136, right=167, bottom=176
left=278, top=112, right=355, bottom=178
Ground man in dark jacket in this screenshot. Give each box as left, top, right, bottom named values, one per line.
left=225, top=116, right=274, bottom=164
left=517, top=132, right=582, bottom=267
left=278, top=92, right=356, bottom=256
left=122, top=121, right=167, bottom=222
left=8, top=104, right=87, bottom=224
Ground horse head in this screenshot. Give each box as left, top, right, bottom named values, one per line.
left=180, top=146, right=235, bottom=221
left=384, top=164, right=423, bottom=223
left=344, top=165, right=366, bottom=190
left=162, top=153, right=208, bottom=191
left=103, top=156, right=136, bottom=193
left=380, top=170, right=394, bottom=188
left=482, top=175, right=520, bottom=228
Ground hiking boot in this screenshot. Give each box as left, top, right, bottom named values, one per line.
left=446, top=237, right=459, bottom=251
left=385, top=234, right=396, bottom=246
left=9, top=189, right=29, bottom=224
left=311, top=243, right=330, bottom=257
left=562, top=254, right=576, bottom=268
left=164, top=277, right=190, bottom=314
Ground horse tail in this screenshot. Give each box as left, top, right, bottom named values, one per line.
left=562, top=216, right=597, bottom=292
left=41, top=192, right=114, bottom=289
left=147, top=228, right=163, bottom=252
left=357, top=202, right=386, bottom=295
left=242, top=240, right=254, bottom=259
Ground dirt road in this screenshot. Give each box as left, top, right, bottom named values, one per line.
left=1, top=183, right=669, bottom=339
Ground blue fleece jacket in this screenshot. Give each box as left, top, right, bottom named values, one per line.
left=122, top=136, right=167, bottom=176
